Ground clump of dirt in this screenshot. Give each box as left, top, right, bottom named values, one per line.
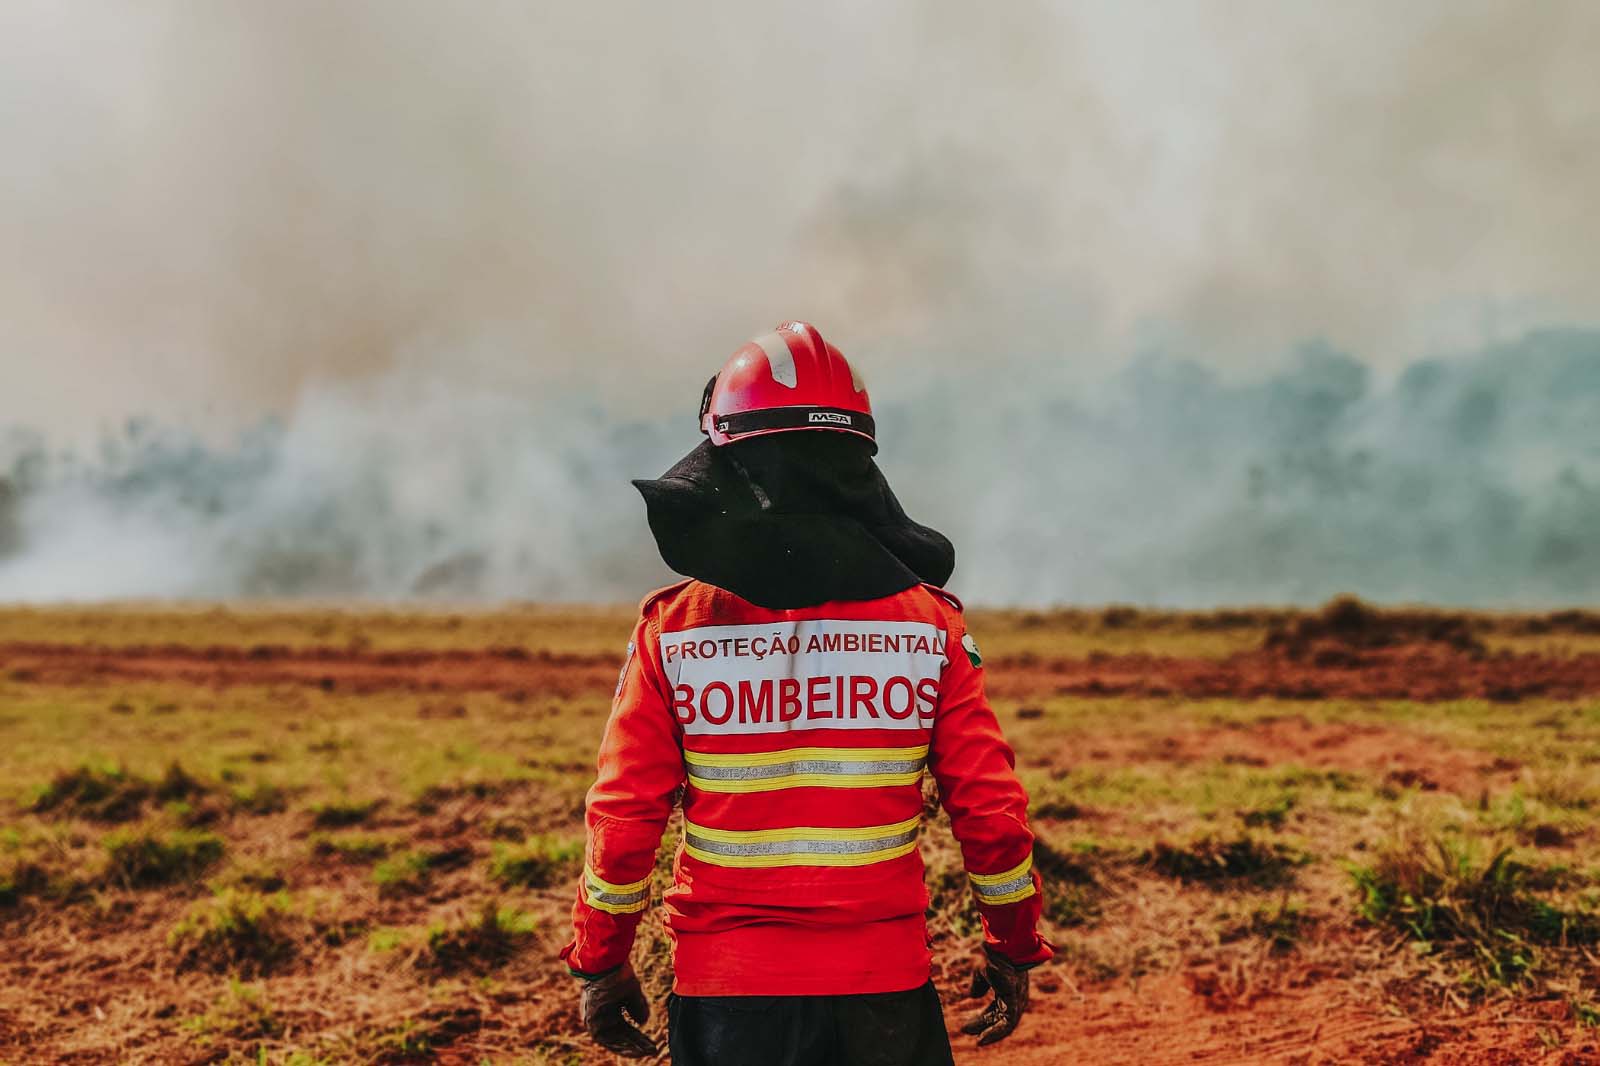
left=1144, top=835, right=1302, bottom=889
left=1263, top=596, right=1486, bottom=662
left=102, top=828, right=225, bottom=888
left=169, top=889, right=303, bottom=976
left=30, top=762, right=211, bottom=823
left=0, top=861, right=50, bottom=908
left=417, top=901, right=537, bottom=975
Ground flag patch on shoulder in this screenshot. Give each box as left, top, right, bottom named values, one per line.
left=962, top=633, right=983, bottom=669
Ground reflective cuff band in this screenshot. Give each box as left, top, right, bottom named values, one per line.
left=685, top=745, right=928, bottom=794
left=969, top=854, right=1037, bottom=906
left=583, top=865, right=650, bottom=915
left=683, top=815, right=922, bottom=869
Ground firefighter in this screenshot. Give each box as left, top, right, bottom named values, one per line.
left=561, top=322, right=1052, bottom=1065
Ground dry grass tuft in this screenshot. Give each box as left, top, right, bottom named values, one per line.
left=488, top=835, right=583, bottom=889
left=102, top=828, right=224, bottom=888
left=1350, top=827, right=1600, bottom=987
left=1144, top=834, right=1303, bottom=889
left=169, top=890, right=302, bottom=975
left=419, top=900, right=538, bottom=975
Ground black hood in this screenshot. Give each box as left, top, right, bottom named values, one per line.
left=633, top=433, right=955, bottom=609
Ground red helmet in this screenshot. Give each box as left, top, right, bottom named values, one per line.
left=699, top=322, right=874, bottom=449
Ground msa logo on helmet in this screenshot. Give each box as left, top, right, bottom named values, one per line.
left=808, top=411, right=852, bottom=426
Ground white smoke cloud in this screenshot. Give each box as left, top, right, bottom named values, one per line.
left=5, top=1, right=1599, bottom=429
left=2, top=2, right=1598, bottom=603
left=3, top=330, right=1596, bottom=606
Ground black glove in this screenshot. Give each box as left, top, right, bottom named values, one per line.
left=961, top=947, right=1031, bottom=1047
left=577, top=964, right=658, bottom=1058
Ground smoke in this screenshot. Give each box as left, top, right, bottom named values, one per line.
left=893, top=329, right=1600, bottom=606
left=2, top=328, right=1596, bottom=606
left=2, top=2, right=1598, bottom=603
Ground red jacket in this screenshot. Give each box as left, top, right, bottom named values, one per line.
left=561, top=579, right=1052, bottom=995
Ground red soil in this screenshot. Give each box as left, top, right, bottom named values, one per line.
left=993, top=972, right=1599, bottom=1066
left=0, top=641, right=620, bottom=697
left=6, top=639, right=1599, bottom=703
left=988, top=644, right=1600, bottom=702
left=6, top=619, right=1600, bottom=1064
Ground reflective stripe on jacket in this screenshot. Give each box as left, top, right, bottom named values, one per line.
left=560, top=579, right=1053, bottom=995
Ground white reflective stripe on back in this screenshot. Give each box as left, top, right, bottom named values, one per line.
left=753, top=331, right=798, bottom=387
left=659, top=620, right=948, bottom=736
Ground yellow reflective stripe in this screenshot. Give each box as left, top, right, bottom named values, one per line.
left=684, top=837, right=920, bottom=869
left=682, top=815, right=923, bottom=869
left=583, top=864, right=649, bottom=895
left=583, top=864, right=651, bottom=915
left=969, top=854, right=1034, bottom=888
left=683, top=815, right=921, bottom=845
left=584, top=894, right=650, bottom=915
left=688, top=770, right=924, bottom=794
left=684, top=745, right=929, bottom=768
left=977, top=882, right=1037, bottom=906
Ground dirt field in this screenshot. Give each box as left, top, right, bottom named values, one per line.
left=2, top=599, right=1599, bottom=1065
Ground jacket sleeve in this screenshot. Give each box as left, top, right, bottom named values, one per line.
left=926, top=613, right=1054, bottom=966
left=560, top=611, right=684, bottom=976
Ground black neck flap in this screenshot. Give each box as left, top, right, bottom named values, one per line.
left=632, top=434, right=955, bottom=610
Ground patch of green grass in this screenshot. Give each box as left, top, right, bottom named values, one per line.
left=230, top=781, right=291, bottom=816
left=1240, top=794, right=1297, bottom=830
left=487, top=835, right=582, bottom=888
left=420, top=901, right=537, bottom=975
left=309, top=832, right=395, bottom=864
left=215, top=858, right=288, bottom=894
left=34, top=762, right=213, bottom=824
left=308, top=798, right=380, bottom=829
left=178, top=979, right=280, bottom=1041
left=1349, top=828, right=1600, bottom=987
left=102, top=828, right=224, bottom=888
left=1144, top=833, right=1304, bottom=888
left=30, top=763, right=164, bottom=823
left=412, top=777, right=524, bottom=814
left=367, top=926, right=414, bottom=953
left=372, top=849, right=443, bottom=897
left=169, top=890, right=301, bottom=976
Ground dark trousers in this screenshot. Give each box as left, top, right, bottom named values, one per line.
left=667, top=982, right=955, bottom=1066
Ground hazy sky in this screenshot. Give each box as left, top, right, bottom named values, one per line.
left=3, top=0, right=1598, bottom=436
